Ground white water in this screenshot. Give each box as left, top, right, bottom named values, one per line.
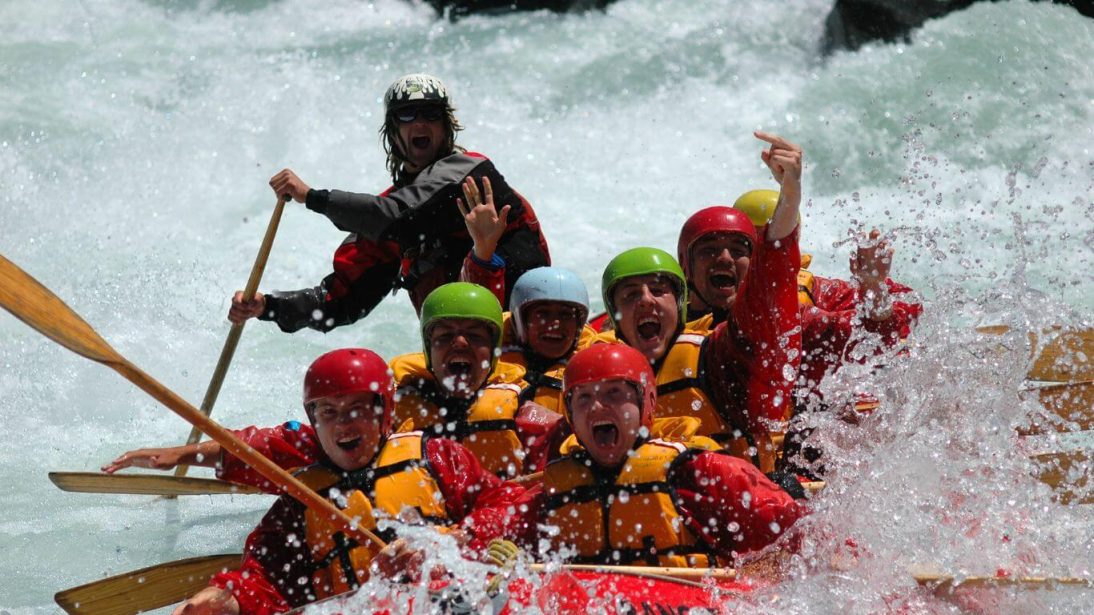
left=1, top=0, right=1091, bottom=612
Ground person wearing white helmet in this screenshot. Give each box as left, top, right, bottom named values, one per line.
left=228, top=73, right=551, bottom=332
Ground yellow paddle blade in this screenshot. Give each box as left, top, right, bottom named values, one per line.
left=55, top=553, right=242, bottom=615
left=1018, top=381, right=1094, bottom=435
left=979, top=325, right=1094, bottom=382
left=1032, top=449, right=1092, bottom=505
left=0, top=254, right=121, bottom=366
left=48, top=472, right=263, bottom=496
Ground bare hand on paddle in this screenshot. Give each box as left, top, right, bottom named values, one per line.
left=171, top=586, right=239, bottom=615
left=228, top=290, right=266, bottom=324
left=457, top=176, right=510, bottom=262
left=851, top=229, right=894, bottom=321
left=755, top=131, right=803, bottom=241
left=268, top=168, right=311, bottom=204
left=102, top=442, right=217, bottom=473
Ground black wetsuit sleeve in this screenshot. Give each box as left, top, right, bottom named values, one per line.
left=304, top=153, right=487, bottom=243
left=259, top=260, right=400, bottom=333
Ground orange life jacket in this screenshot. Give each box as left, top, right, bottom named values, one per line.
left=390, top=352, right=525, bottom=477
left=653, top=332, right=777, bottom=473
left=798, top=254, right=815, bottom=307
left=301, top=431, right=448, bottom=599
left=543, top=425, right=721, bottom=567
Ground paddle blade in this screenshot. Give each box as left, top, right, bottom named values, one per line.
left=55, top=553, right=241, bottom=615
left=1032, top=450, right=1092, bottom=505
left=979, top=325, right=1094, bottom=382
left=49, top=472, right=263, bottom=496
left=1018, top=381, right=1094, bottom=435
left=0, top=254, right=121, bottom=365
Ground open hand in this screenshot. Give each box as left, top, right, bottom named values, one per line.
left=850, top=228, right=893, bottom=288
left=457, top=176, right=510, bottom=262
left=102, top=447, right=187, bottom=474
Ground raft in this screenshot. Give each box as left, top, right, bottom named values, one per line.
left=288, top=568, right=755, bottom=614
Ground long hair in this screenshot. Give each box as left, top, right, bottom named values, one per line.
left=379, top=106, right=464, bottom=183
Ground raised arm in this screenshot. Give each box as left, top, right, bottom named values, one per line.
left=754, top=131, right=803, bottom=242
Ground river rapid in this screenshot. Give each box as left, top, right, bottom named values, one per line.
left=1, top=0, right=1091, bottom=612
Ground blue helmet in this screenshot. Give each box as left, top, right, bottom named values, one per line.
left=510, top=267, right=590, bottom=346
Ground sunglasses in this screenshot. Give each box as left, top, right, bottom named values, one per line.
left=393, top=105, right=445, bottom=123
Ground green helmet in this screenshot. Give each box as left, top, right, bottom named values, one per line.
left=601, top=247, right=687, bottom=333
left=419, top=282, right=504, bottom=369
left=732, top=189, right=780, bottom=227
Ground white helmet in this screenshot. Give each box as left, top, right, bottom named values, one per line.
left=384, top=73, right=450, bottom=111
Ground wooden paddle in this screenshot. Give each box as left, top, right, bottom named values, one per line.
left=48, top=472, right=263, bottom=496
left=978, top=325, right=1094, bottom=382
left=1018, top=380, right=1094, bottom=435
left=529, top=563, right=735, bottom=580
left=0, top=252, right=384, bottom=551
left=913, top=569, right=1094, bottom=592
left=1031, top=449, right=1092, bottom=505
left=54, top=553, right=241, bottom=615
left=175, top=196, right=286, bottom=478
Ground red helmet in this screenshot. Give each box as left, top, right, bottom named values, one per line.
left=563, top=344, right=657, bottom=427
left=676, top=206, right=758, bottom=277
left=303, top=348, right=396, bottom=435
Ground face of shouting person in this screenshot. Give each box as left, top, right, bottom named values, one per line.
left=522, top=302, right=583, bottom=361
left=611, top=274, right=680, bottom=363
left=393, top=103, right=448, bottom=172
left=568, top=379, right=644, bottom=468
left=687, top=232, right=752, bottom=313
left=428, top=318, right=495, bottom=398
left=310, top=392, right=386, bottom=471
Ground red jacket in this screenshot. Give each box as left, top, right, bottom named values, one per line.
left=209, top=436, right=529, bottom=614
left=258, top=152, right=550, bottom=333
left=700, top=227, right=802, bottom=435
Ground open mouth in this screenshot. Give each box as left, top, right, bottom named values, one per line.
left=709, top=271, right=736, bottom=290
left=446, top=358, right=473, bottom=377
left=636, top=316, right=661, bottom=340
left=591, top=421, right=620, bottom=448
left=335, top=436, right=362, bottom=451
left=411, top=136, right=432, bottom=150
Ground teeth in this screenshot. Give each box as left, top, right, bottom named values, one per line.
left=639, top=317, right=659, bottom=325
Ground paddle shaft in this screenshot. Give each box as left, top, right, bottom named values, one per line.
left=175, top=197, right=286, bottom=477
left=111, top=358, right=384, bottom=547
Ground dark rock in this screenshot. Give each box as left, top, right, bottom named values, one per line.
left=427, top=0, right=615, bottom=19
left=823, top=0, right=1093, bottom=54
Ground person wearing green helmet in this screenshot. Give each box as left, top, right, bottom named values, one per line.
left=228, top=73, right=550, bottom=334
left=592, top=132, right=805, bottom=476
left=388, top=282, right=551, bottom=477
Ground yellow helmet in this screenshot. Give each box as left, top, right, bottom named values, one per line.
left=732, top=189, right=780, bottom=227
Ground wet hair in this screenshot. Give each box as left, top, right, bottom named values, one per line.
left=379, top=104, right=464, bottom=182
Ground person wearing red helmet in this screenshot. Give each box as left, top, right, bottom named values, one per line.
left=163, top=348, right=529, bottom=615
left=226, top=73, right=550, bottom=333
left=592, top=132, right=803, bottom=474
left=676, top=205, right=759, bottom=325
left=716, top=192, right=922, bottom=478
left=493, top=344, right=804, bottom=567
